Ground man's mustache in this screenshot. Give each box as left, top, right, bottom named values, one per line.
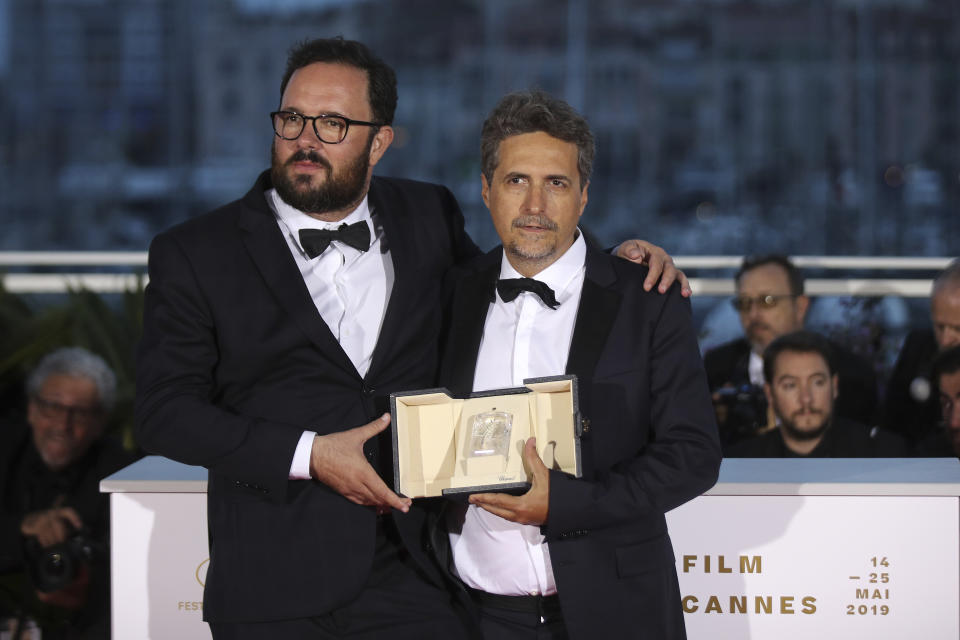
left=746, top=321, right=771, bottom=335
left=287, top=150, right=331, bottom=171
left=512, top=214, right=558, bottom=231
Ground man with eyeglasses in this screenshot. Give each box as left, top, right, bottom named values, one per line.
left=135, top=37, right=684, bottom=639
left=0, top=347, right=134, bottom=638
left=704, top=254, right=878, bottom=449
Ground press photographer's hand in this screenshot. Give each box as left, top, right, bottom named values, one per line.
left=20, top=506, right=83, bottom=547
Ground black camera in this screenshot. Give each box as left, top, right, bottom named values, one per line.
left=714, top=383, right=769, bottom=444
left=25, top=529, right=97, bottom=593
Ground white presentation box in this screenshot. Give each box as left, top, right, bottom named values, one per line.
left=103, top=456, right=960, bottom=639
left=390, top=375, right=582, bottom=498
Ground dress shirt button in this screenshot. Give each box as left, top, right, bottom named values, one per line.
left=528, top=590, right=540, bottom=596
left=581, top=418, right=591, bottom=434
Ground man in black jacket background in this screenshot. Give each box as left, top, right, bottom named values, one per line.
left=0, top=347, right=134, bottom=639
left=704, top=254, right=878, bottom=449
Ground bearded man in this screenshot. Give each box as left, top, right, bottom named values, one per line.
left=729, top=331, right=903, bottom=458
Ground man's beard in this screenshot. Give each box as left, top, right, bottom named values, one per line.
left=777, top=405, right=831, bottom=442
left=505, top=214, right=560, bottom=261
left=271, top=140, right=371, bottom=215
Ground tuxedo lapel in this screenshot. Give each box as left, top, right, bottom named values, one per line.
left=566, top=247, right=621, bottom=383
left=443, top=254, right=500, bottom=395
left=236, top=178, right=359, bottom=378
left=365, top=180, right=412, bottom=380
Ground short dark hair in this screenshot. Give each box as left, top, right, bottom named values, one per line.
left=279, top=37, right=398, bottom=125
left=933, top=344, right=960, bottom=382
left=736, top=254, right=805, bottom=296
left=762, top=330, right=835, bottom=385
left=480, top=90, right=595, bottom=190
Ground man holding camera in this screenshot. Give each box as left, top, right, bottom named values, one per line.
left=728, top=331, right=903, bottom=458
left=0, top=347, right=135, bottom=638
left=704, top=254, right=878, bottom=449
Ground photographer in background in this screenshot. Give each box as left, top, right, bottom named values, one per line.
left=0, top=347, right=135, bottom=638
left=914, top=345, right=960, bottom=458
left=729, top=331, right=904, bottom=458
left=704, top=254, right=878, bottom=450
left=884, top=258, right=960, bottom=446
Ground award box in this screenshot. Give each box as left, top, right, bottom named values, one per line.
left=390, top=375, right=582, bottom=498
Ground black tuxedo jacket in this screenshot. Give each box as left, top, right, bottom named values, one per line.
left=882, top=329, right=940, bottom=443
left=727, top=417, right=907, bottom=458
left=134, top=171, right=478, bottom=622
left=438, top=245, right=722, bottom=640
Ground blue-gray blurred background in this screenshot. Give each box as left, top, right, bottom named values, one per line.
left=1, top=0, right=958, bottom=371
left=1, top=0, right=957, bottom=256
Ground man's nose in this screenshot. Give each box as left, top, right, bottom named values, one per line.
left=949, top=404, right=960, bottom=430
left=941, top=327, right=960, bottom=349
left=296, top=121, right=324, bottom=148
left=522, top=186, right=546, bottom=213
left=47, top=411, right=76, bottom=433
left=745, top=301, right=764, bottom=321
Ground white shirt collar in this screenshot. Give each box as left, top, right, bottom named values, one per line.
left=498, top=230, right=587, bottom=305
left=267, top=188, right=373, bottom=257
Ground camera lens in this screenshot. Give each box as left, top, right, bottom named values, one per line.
left=43, top=551, right=68, bottom=577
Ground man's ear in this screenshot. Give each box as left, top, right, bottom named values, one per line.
left=578, top=180, right=589, bottom=219
left=831, top=374, right=839, bottom=400
left=481, top=173, right=491, bottom=209
left=367, top=126, right=394, bottom=167
left=795, top=295, right=810, bottom=325
left=764, top=382, right=774, bottom=406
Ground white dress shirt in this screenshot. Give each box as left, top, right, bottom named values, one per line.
left=449, top=232, right=587, bottom=596
left=266, top=189, right=395, bottom=479
left=748, top=350, right=764, bottom=386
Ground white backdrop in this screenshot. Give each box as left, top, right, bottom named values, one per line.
left=109, top=489, right=959, bottom=639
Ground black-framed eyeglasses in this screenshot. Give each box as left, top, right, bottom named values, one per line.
left=270, top=111, right=383, bottom=144
left=31, top=395, right=103, bottom=425
left=731, top=294, right=796, bottom=312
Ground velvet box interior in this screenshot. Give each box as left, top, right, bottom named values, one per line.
left=390, top=375, right=582, bottom=498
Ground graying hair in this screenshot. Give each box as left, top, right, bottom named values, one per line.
left=480, top=90, right=595, bottom=191
left=26, top=347, right=117, bottom=411
left=933, top=258, right=960, bottom=297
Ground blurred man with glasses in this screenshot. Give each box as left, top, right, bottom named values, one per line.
left=0, top=347, right=134, bottom=638
left=704, top=254, right=878, bottom=449
left=135, top=37, right=685, bottom=639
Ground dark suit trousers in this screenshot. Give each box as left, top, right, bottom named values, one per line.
left=473, top=600, right=570, bottom=640
left=209, top=518, right=471, bottom=640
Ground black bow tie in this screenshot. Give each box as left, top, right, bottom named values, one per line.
left=496, top=278, right=559, bottom=309
left=299, top=222, right=370, bottom=258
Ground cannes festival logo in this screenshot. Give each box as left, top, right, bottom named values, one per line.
left=195, top=558, right=209, bottom=587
